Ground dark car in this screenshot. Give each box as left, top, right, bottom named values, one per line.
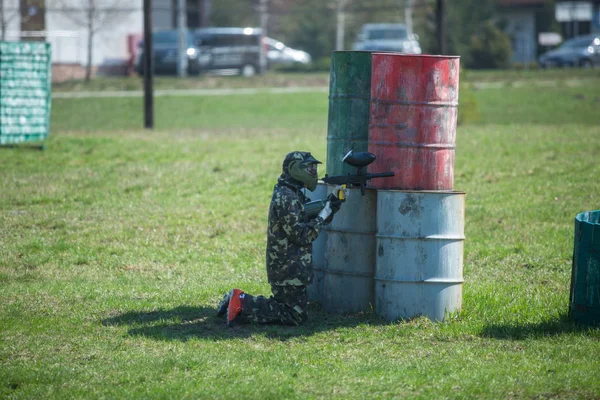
left=193, top=27, right=262, bottom=77
left=538, top=34, right=600, bottom=68
left=136, top=30, right=202, bottom=76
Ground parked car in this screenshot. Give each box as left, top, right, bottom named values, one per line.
left=135, top=30, right=202, bottom=76
left=538, top=34, right=600, bottom=68
left=193, top=27, right=262, bottom=77
left=263, top=37, right=312, bottom=66
left=352, top=23, right=421, bottom=54
left=136, top=27, right=263, bottom=77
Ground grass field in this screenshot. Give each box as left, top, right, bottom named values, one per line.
left=1, top=72, right=600, bottom=399
left=51, top=72, right=330, bottom=93
left=50, top=68, right=600, bottom=93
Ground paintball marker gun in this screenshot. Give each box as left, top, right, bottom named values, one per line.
left=321, top=150, right=395, bottom=196
left=304, top=199, right=328, bottom=219
left=304, top=195, right=343, bottom=220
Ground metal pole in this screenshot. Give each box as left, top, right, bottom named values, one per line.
left=569, top=2, right=575, bottom=39
left=259, top=0, right=268, bottom=74
left=0, top=0, right=5, bottom=41
left=177, top=0, right=187, bottom=77
left=436, top=0, right=447, bottom=54
left=405, top=0, right=414, bottom=37
left=202, top=0, right=211, bottom=27
left=143, top=0, right=154, bottom=129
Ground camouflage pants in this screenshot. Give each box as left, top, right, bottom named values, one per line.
left=241, top=285, right=308, bottom=326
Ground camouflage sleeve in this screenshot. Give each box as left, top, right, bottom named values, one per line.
left=279, top=190, right=324, bottom=245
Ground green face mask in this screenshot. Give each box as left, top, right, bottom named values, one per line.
left=288, top=160, right=318, bottom=191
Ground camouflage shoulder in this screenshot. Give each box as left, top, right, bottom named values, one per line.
left=273, top=184, right=298, bottom=202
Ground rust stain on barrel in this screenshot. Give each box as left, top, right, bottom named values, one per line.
left=368, top=54, right=460, bottom=190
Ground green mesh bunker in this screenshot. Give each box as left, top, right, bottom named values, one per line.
left=0, top=42, right=52, bottom=147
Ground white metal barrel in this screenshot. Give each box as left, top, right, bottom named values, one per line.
left=322, top=186, right=377, bottom=313
left=375, top=190, right=465, bottom=321
left=304, top=182, right=328, bottom=304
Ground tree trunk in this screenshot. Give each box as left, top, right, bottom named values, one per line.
left=85, top=0, right=94, bottom=82
left=201, top=0, right=211, bottom=27
left=0, top=0, right=5, bottom=41
left=259, top=0, right=268, bottom=74
left=404, top=0, right=414, bottom=36
left=86, top=30, right=93, bottom=81
left=436, top=0, right=447, bottom=55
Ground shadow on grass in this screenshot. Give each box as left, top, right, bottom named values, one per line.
left=102, top=303, right=386, bottom=341
left=480, top=313, right=598, bottom=340
left=0, top=143, right=46, bottom=151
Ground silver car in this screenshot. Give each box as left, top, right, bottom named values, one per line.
left=352, top=23, right=421, bottom=54
left=264, top=37, right=312, bottom=66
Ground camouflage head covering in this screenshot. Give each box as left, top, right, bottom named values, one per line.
left=281, top=151, right=322, bottom=191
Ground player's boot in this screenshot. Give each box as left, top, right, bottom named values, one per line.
left=216, top=291, right=232, bottom=316
left=226, top=289, right=245, bottom=327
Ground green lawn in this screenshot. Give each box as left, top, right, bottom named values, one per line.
left=465, top=67, right=600, bottom=82
left=51, top=72, right=330, bottom=92
left=50, top=68, right=600, bottom=93
left=50, top=78, right=600, bottom=133
left=1, top=73, right=600, bottom=399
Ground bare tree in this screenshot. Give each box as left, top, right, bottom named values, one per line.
left=56, top=0, right=129, bottom=81
left=0, top=0, right=20, bottom=40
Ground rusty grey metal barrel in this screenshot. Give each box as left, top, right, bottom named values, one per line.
left=375, top=190, right=465, bottom=321
left=327, top=51, right=372, bottom=176
left=322, top=186, right=377, bottom=313
left=305, top=182, right=328, bottom=304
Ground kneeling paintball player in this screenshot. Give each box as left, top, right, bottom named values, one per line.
left=217, top=151, right=345, bottom=326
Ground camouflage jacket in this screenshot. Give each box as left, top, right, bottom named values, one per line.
left=265, top=174, right=325, bottom=286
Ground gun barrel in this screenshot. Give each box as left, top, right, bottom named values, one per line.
left=321, top=172, right=394, bottom=185
left=367, top=172, right=395, bottom=179
left=321, top=175, right=357, bottom=185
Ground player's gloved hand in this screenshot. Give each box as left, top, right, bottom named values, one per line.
left=318, top=201, right=333, bottom=221
left=327, top=193, right=343, bottom=214
left=334, top=185, right=349, bottom=202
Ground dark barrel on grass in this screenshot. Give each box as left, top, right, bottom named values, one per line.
left=570, top=210, right=600, bottom=326
left=326, top=51, right=372, bottom=176
left=368, top=54, right=459, bottom=190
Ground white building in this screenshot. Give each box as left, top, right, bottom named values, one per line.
left=0, top=0, right=211, bottom=80
left=45, top=1, right=143, bottom=74
left=1, top=1, right=147, bottom=80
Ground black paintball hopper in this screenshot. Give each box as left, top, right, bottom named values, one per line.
left=342, top=150, right=376, bottom=169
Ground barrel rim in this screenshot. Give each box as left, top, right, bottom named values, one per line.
left=575, top=210, right=600, bottom=225
left=374, top=277, right=464, bottom=284
left=376, top=234, right=465, bottom=240
left=376, top=189, right=465, bottom=195
left=330, top=50, right=375, bottom=54
left=371, top=53, right=460, bottom=59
